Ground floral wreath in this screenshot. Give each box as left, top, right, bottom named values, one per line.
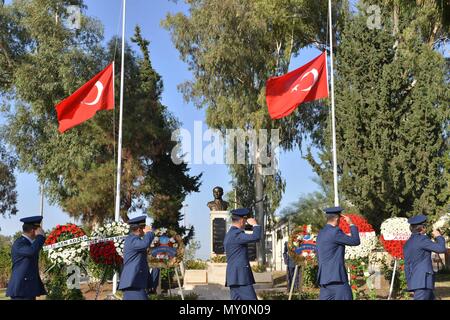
left=147, top=228, right=185, bottom=268
left=380, top=217, right=411, bottom=259
left=44, top=223, right=89, bottom=267
left=89, top=221, right=129, bottom=269
left=338, top=213, right=378, bottom=260
left=287, top=225, right=317, bottom=266
left=433, top=213, right=450, bottom=238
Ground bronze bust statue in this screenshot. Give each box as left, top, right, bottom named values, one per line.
left=207, top=186, right=229, bottom=211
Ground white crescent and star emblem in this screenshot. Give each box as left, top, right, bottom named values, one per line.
left=82, top=81, right=104, bottom=106
left=291, top=68, right=319, bottom=93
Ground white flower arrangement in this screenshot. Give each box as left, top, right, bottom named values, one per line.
left=91, top=221, right=129, bottom=257
left=154, top=228, right=168, bottom=237
left=380, top=217, right=411, bottom=241
left=47, top=245, right=87, bottom=266
left=45, top=224, right=88, bottom=267
left=345, top=231, right=378, bottom=260
left=433, top=213, right=450, bottom=234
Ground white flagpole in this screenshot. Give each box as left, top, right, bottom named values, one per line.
left=39, top=184, right=44, bottom=229
left=328, top=0, right=339, bottom=206
left=112, top=0, right=126, bottom=296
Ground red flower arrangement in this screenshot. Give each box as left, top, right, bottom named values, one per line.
left=379, top=236, right=407, bottom=259
left=44, top=223, right=88, bottom=266
left=338, top=214, right=374, bottom=233
left=88, top=221, right=128, bottom=270
left=45, top=223, right=86, bottom=246
left=379, top=217, right=411, bottom=259
left=89, top=241, right=123, bottom=266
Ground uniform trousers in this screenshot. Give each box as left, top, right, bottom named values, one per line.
left=229, top=285, right=257, bottom=300
left=122, top=288, right=148, bottom=300
left=319, top=282, right=353, bottom=300
left=413, top=289, right=435, bottom=300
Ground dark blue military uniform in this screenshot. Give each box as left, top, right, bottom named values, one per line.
left=224, top=208, right=261, bottom=300
left=316, top=207, right=360, bottom=300
left=118, top=216, right=154, bottom=300
left=283, top=241, right=299, bottom=290
left=147, top=226, right=160, bottom=294
left=6, top=216, right=47, bottom=300
left=403, top=215, right=447, bottom=300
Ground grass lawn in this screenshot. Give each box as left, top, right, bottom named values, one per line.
left=435, top=273, right=450, bottom=300
left=0, top=288, right=8, bottom=300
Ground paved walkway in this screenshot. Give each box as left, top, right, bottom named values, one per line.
left=184, top=284, right=231, bottom=300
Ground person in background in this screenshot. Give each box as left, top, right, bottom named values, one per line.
left=147, top=268, right=160, bottom=295
left=283, top=241, right=299, bottom=291
left=6, top=216, right=47, bottom=300
left=403, top=214, right=447, bottom=300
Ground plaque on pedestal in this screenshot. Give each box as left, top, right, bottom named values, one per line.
left=244, top=224, right=257, bottom=261
left=209, top=210, right=230, bottom=257
left=247, top=241, right=257, bottom=261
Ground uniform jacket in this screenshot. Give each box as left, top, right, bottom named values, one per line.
left=224, top=225, right=261, bottom=287
left=118, top=232, right=154, bottom=290
left=403, top=233, right=446, bottom=291
left=316, top=224, right=360, bottom=285
left=6, top=235, right=47, bottom=298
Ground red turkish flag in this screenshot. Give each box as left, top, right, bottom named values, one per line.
left=56, top=63, right=114, bottom=133
left=266, top=51, right=328, bottom=119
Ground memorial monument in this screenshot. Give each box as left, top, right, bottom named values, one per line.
left=207, top=186, right=229, bottom=256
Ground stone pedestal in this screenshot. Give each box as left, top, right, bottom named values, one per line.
left=253, top=272, right=273, bottom=289
left=184, top=270, right=208, bottom=290
left=207, top=262, right=227, bottom=285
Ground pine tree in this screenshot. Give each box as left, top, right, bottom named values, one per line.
left=307, top=2, right=449, bottom=229
left=0, top=1, right=201, bottom=242
left=164, top=0, right=332, bottom=265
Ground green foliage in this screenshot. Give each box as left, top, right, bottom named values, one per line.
left=347, top=257, right=375, bottom=300
left=0, top=1, right=201, bottom=242
left=303, top=263, right=319, bottom=288
left=184, top=259, right=207, bottom=270
left=148, top=292, right=199, bottom=300
left=279, top=177, right=331, bottom=231
left=368, top=0, right=449, bottom=48
left=210, top=255, right=227, bottom=263
left=0, top=239, right=11, bottom=288
left=184, top=238, right=200, bottom=261
left=380, top=258, right=410, bottom=300
left=0, top=143, right=17, bottom=217
left=307, top=3, right=449, bottom=229
left=45, top=266, right=84, bottom=300
left=86, top=259, right=114, bottom=283
left=0, top=234, right=11, bottom=247
left=259, top=289, right=319, bottom=300
left=251, top=263, right=267, bottom=273
left=163, top=0, right=332, bottom=261
left=160, top=268, right=175, bottom=290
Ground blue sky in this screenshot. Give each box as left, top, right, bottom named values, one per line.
left=0, top=0, right=323, bottom=259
